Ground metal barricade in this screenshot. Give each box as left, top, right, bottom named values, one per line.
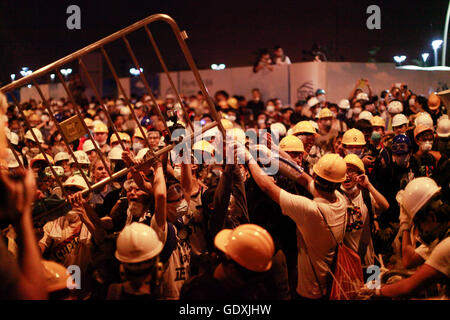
left=1, top=13, right=225, bottom=199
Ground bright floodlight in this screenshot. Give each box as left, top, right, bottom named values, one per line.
left=10, top=74, right=15, bottom=81
left=432, top=40, right=443, bottom=50
left=219, top=64, right=226, bottom=70
left=20, top=67, right=32, bottom=77
left=211, top=64, right=218, bottom=70
left=393, top=56, right=406, bottom=63
left=421, top=53, right=430, bottom=62
left=50, top=74, right=55, bottom=80
left=129, top=67, right=143, bottom=76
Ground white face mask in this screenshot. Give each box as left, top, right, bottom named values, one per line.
left=353, top=108, right=362, bottom=116
left=318, top=95, right=326, bottom=103
left=168, top=199, right=189, bottom=220
left=409, top=99, right=415, bottom=106
left=345, top=148, right=364, bottom=158
left=419, top=141, right=433, bottom=152
left=128, top=201, right=144, bottom=217
left=133, top=142, right=144, bottom=153
left=257, top=119, right=266, bottom=126
left=65, top=210, right=80, bottom=224
left=30, top=147, right=40, bottom=155
left=266, top=105, right=275, bottom=113
left=228, top=115, right=236, bottom=122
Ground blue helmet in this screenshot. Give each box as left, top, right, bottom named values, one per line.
left=141, top=116, right=152, bottom=128
left=391, top=134, right=411, bottom=155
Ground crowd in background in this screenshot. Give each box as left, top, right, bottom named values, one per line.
left=0, top=75, right=449, bottom=300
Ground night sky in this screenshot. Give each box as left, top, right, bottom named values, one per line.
left=0, top=0, right=448, bottom=85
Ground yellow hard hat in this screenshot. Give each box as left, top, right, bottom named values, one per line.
left=214, top=224, right=275, bottom=272
left=42, top=260, right=74, bottom=293
left=133, top=127, right=148, bottom=140
left=370, top=116, right=385, bottom=127
left=227, top=127, right=246, bottom=144
left=279, top=135, right=304, bottom=152
left=318, top=108, right=333, bottom=119
left=344, top=154, right=365, bottom=174
left=221, top=118, right=234, bottom=130
left=428, top=92, right=441, bottom=110
left=227, top=97, right=239, bottom=110
left=313, top=153, right=347, bottom=183
left=342, top=128, right=366, bottom=146
left=414, top=124, right=433, bottom=140
left=30, top=153, right=54, bottom=168
left=192, top=140, right=215, bottom=154
left=110, top=132, right=131, bottom=144
left=292, top=120, right=316, bottom=135
left=93, top=122, right=108, bottom=133
left=84, top=118, right=93, bottom=128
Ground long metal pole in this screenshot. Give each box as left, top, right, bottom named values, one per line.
left=442, top=1, right=450, bottom=66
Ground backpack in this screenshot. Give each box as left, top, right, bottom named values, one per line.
left=303, top=206, right=364, bottom=300
left=317, top=207, right=364, bottom=300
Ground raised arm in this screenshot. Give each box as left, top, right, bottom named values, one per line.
left=152, top=161, right=167, bottom=230
left=357, top=174, right=389, bottom=212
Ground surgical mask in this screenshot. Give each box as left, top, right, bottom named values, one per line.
left=65, top=210, right=79, bottom=223
left=353, top=108, right=362, bottom=116
left=133, top=142, right=144, bottom=153
left=128, top=201, right=144, bottom=217
left=419, top=141, right=433, bottom=152
left=345, top=148, right=364, bottom=158
left=318, top=95, right=326, bottom=103
left=371, top=131, right=381, bottom=143
left=392, top=154, right=410, bottom=167
left=228, top=115, right=236, bottom=122
left=257, top=119, right=266, bottom=126
left=409, top=99, right=415, bottom=106
left=266, top=105, right=275, bottom=113
left=168, top=199, right=189, bottom=220
left=30, top=147, right=40, bottom=155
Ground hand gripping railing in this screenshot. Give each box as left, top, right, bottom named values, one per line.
left=1, top=13, right=226, bottom=199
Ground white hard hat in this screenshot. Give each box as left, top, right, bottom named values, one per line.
left=63, top=175, right=89, bottom=190
left=115, top=222, right=164, bottom=263
left=356, top=92, right=369, bottom=101
left=6, top=148, right=21, bottom=168
left=82, top=139, right=98, bottom=153
left=436, top=118, right=450, bottom=138
left=358, top=110, right=373, bottom=121
left=338, top=99, right=350, bottom=110
left=307, top=97, right=320, bottom=108
left=4, top=128, right=19, bottom=145
left=54, top=152, right=70, bottom=163
left=387, top=101, right=403, bottom=114
left=396, top=177, right=441, bottom=220
left=135, top=148, right=149, bottom=161
left=24, top=128, right=44, bottom=143
left=108, top=146, right=123, bottom=161
left=392, top=114, right=408, bottom=128
left=69, top=150, right=90, bottom=165
left=414, top=113, right=433, bottom=129
left=270, top=123, right=287, bottom=137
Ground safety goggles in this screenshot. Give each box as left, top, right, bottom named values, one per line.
left=391, top=143, right=409, bottom=154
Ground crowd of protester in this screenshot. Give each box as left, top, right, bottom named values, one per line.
left=0, top=77, right=449, bottom=300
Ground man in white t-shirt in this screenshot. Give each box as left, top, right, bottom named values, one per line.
left=246, top=151, right=349, bottom=299
left=341, top=154, right=389, bottom=267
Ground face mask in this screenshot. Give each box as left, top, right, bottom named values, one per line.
left=345, top=148, right=364, bottom=158
left=128, top=201, right=144, bottom=217
left=168, top=199, right=188, bottom=220
left=52, top=146, right=66, bottom=155
left=318, top=95, right=326, bottom=103
left=65, top=210, right=79, bottom=223
left=64, top=170, right=72, bottom=177
left=393, top=154, right=410, bottom=167
left=353, top=108, right=362, bottom=116
left=30, top=147, right=40, bottom=155
left=419, top=141, right=433, bottom=152
left=371, top=131, right=381, bottom=143
left=133, top=142, right=144, bottom=153
left=409, top=99, right=415, bottom=106
left=266, top=105, right=275, bottom=113
left=228, top=115, right=236, bottom=122
left=257, top=119, right=266, bottom=126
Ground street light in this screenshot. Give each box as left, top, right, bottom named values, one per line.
left=421, top=53, right=430, bottom=64
left=432, top=40, right=443, bottom=66
left=211, top=63, right=226, bottom=70
left=129, top=67, right=143, bottom=76
left=50, top=74, right=55, bottom=81
left=20, top=67, right=32, bottom=77
left=10, top=74, right=16, bottom=81
left=393, top=55, right=406, bottom=65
